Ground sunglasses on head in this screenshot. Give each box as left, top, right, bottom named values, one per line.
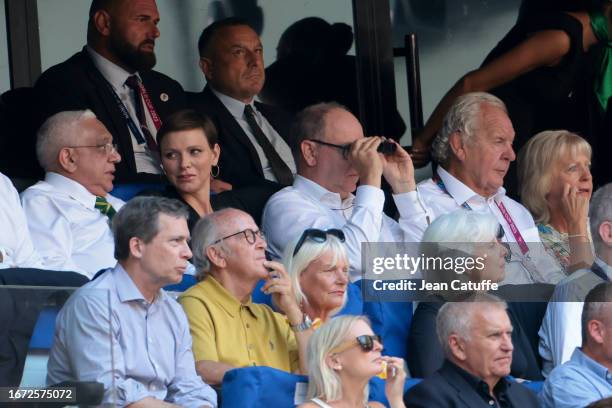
left=293, top=228, right=346, bottom=257
left=330, top=334, right=382, bottom=354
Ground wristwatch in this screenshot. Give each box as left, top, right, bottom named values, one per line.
left=290, top=314, right=313, bottom=332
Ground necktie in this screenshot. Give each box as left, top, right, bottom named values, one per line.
left=95, top=196, right=116, bottom=222
left=243, top=105, right=294, bottom=185
left=125, top=75, right=158, bottom=152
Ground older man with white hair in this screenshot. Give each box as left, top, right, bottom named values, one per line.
left=20, top=109, right=124, bottom=278
left=401, top=92, right=562, bottom=284
left=404, top=293, right=539, bottom=407
left=539, top=183, right=612, bottom=377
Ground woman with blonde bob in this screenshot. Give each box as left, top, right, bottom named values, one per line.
left=299, top=315, right=406, bottom=408
left=518, top=130, right=594, bottom=273
left=282, top=228, right=349, bottom=324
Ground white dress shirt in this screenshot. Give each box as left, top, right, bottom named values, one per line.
left=262, top=175, right=419, bottom=282
left=88, top=46, right=161, bottom=174
left=0, top=173, right=44, bottom=268
left=211, top=88, right=296, bottom=182
left=538, top=257, right=612, bottom=377
left=398, top=166, right=564, bottom=284
left=20, top=172, right=125, bottom=278
left=47, top=265, right=217, bottom=407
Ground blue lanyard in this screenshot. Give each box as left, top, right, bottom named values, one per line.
left=434, top=176, right=472, bottom=210
left=105, top=81, right=147, bottom=145
left=591, top=262, right=610, bottom=281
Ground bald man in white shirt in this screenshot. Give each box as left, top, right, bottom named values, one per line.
left=21, top=110, right=125, bottom=279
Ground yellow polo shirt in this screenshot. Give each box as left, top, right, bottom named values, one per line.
left=178, top=276, right=299, bottom=372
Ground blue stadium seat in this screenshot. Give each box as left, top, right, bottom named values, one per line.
left=164, top=274, right=197, bottom=292
left=356, top=280, right=413, bottom=361
left=110, top=183, right=166, bottom=201
left=221, top=366, right=307, bottom=408
left=29, top=307, right=59, bottom=350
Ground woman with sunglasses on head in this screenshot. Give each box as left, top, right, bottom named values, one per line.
left=408, top=209, right=545, bottom=381
left=282, top=228, right=349, bottom=325
left=299, top=315, right=406, bottom=408
left=517, top=130, right=594, bottom=275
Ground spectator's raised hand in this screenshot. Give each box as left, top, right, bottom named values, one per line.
left=261, top=260, right=302, bottom=322
left=381, top=139, right=416, bottom=194
left=560, top=183, right=589, bottom=233
left=383, top=356, right=407, bottom=408
left=348, top=136, right=384, bottom=189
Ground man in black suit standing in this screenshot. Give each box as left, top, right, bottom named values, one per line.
left=34, top=0, right=186, bottom=182
left=404, top=293, right=539, bottom=408
left=189, top=18, right=296, bottom=190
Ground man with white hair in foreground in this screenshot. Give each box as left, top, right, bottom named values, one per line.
left=20, top=110, right=124, bottom=278
left=404, top=293, right=539, bottom=407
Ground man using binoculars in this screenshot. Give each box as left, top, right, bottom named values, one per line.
left=263, top=102, right=417, bottom=282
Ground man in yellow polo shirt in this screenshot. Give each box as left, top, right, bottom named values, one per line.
left=179, top=208, right=313, bottom=385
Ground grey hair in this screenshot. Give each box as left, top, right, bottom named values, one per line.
left=420, top=209, right=500, bottom=283
left=590, top=183, right=612, bottom=254
left=36, top=110, right=98, bottom=171
left=191, top=208, right=236, bottom=280
left=431, top=92, right=507, bottom=165
left=281, top=231, right=348, bottom=314
left=290, top=102, right=349, bottom=166
left=581, top=282, right=612, bottom=346
left=112, top=197, right=189, bottom=261
left=436, top=293, right=507, bottom=358
left=306, top=315, right=370, bottom=404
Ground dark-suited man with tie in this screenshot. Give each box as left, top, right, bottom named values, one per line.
left=404, top=293, right=539, bottom=408
left=189, top=18, right=297, bottom=190
left=34, top=0, right=187, bottom=182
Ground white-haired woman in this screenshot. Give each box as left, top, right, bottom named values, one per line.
left=299, top=315, right=406, bottom=408
left=408, top=210, right=544, bottom=380
left=518, top=130, right=594, bottom=274
left=282, top=228, right=349, bottom=324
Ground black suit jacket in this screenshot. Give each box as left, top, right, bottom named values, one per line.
left=187, top=85, right=293, bottom=188
left=34, top=48, right=187, bottom=182
left=404, top=361, right=539, bottom=408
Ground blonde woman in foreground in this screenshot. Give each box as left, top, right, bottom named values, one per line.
left=299, top=315, right=406, bottom=408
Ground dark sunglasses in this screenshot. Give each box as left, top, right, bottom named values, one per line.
left=307, top=139, right=351, bottom=159
left=293, top=228, right=346, bottom=257
left=330, top=334, right=382, bottom=354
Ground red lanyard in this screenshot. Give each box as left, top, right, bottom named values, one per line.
left=495, top=201, right=529, bottom=255
left=136, top=81, right=162, bottom=131
left=435, top=173, right=530, bottom=255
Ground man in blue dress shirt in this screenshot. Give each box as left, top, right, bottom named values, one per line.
left=540, top=282, right=612, bottom=408
left=47, top=197, right=217, bottom=407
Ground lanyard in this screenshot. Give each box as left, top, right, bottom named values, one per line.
left=434, top=174, right=530, bottom=255
left=104, top=79, right=162, bottom=145
left=136, top=80, right=162, bottom=130
left=591, top=262, right=610, bottom=281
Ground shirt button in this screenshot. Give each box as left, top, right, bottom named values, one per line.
left=246, top=323, right=250, bottom=328
left=488, top=400, right=494, bottom=406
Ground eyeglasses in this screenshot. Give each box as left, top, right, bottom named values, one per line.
left=68, top=143, right=118, bottom=155
left=212, top=228, right=264, bottom=245
left=330, top=334, right=382, bottom=354
left=307, top=139, right=351, bottom=160
left=293, top=228, right=346, bottom=256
